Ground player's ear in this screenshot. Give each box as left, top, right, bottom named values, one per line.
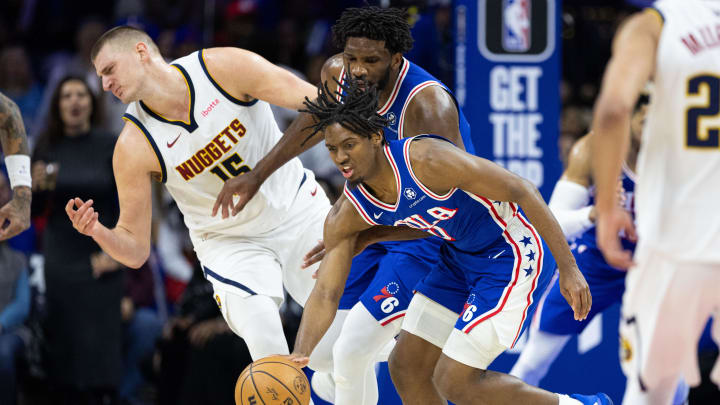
left=391, top=53, right=403, bottom=70
left=371, top=130, right=385, bottom=146
left=136, top=42, right=150, bottom=61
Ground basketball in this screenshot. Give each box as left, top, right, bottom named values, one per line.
left=235, top=355, right=311, bottom=405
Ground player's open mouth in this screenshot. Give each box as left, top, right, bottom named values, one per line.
left=340, top=166, right=353, bottom=179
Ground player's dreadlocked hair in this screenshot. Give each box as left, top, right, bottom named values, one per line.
left=301, top=75, right=389, bottom=145
left=332, top=6, right=414, bottom=55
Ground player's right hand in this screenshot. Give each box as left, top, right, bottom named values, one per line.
left=65, top=197, right=99, bottom=237
left=284, top=353, right=309, bottom=368
left=212, top=172, right=261, bottom=219
left=596, top=206, right=637, bottom=270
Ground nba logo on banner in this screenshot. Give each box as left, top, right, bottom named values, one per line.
left=477, top=0, right=553, bottom=62
left=503, top=0, right=531, bottom=52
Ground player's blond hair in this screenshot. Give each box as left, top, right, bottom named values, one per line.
left=90, top=26, right=160, bottom=63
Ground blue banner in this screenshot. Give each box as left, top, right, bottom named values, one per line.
left=455, top=0, right=562, bottom=199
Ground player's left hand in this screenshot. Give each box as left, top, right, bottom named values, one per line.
left=596, top=206, right=636, bottom=270
left=284, top=353, right=309, bottom=368
left=212, top=172, right=262, bottom=219
left=0, top=186, right=31, bottom=240
left=559, top=265, right=592, bottom=321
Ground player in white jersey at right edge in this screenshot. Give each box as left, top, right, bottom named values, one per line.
left=510, top=89, right=689, bottom=404
left=593, top=1, right=720, bottom=404
left=64, top=26, right=338, bottom=367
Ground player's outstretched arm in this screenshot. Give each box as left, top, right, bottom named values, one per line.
left=411, top=138, right=591, bottom=321
left=547, top=134, right=595, bottom=240
left=65, top=122, right=156, bottom=268
left=290, top=195, right=371, bottom=366
left=204, top=48, right=326, bottom=218
left=0, top=92, right=31, bottom=240
left=592, top=10, right=660, bottom=269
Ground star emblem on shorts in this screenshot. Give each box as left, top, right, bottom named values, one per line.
left=524, top=265, right=534, bottom=277
left=519, top=236, right=533, bottom=247
left=493, top=200, right=502, bottom=205
left=525, top=249, right=535, bottom=262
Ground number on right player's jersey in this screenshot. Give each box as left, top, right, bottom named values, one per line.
left=685, top=74, right=720, bottom=149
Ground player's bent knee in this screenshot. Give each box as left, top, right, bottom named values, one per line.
left=333, top=334, right=372, bottom=364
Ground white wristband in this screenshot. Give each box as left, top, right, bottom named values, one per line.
left=5, top=154, right=32, bottom=189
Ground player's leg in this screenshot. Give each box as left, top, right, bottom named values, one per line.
left=219, top=291, right=290, bottom=359
left=194, top=233, right=291, bottom=360
left=510, top=326, right=571, bottom=386
left=619, top=250, right=720, bottom=405
left=331, top=250, right=434, bottom=404
left=435, top=322, right=563, bottom=405
left=511, top=254, right=625, bottom=385
left=332, top=303, right=401, bottom=405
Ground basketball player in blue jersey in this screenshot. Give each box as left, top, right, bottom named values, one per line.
left=288, top=77, right=612, bottom=405
left=511, top=90, right=690, bottom=404
left=64, top=26, right=345, bottom=373
left=211, top=7, right=476, bottom=403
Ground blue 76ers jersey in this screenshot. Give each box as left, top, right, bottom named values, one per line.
left=337, top=58, right=474, bottom=154
left=344, top=135, right=528, bottom=253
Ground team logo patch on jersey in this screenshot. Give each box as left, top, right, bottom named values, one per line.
left=620, top=334, right=633, bottom=363
left=386, top=112, right=397, bottom=126
left=404, top=187, right=417, bottom=200
left=214, top=293, right=222, bottom=309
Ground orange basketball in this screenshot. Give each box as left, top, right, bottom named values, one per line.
left=235, top=355, right=311, bottom=405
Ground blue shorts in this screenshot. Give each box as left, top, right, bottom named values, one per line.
left=359, top=246, right=437, bottom=325
left=416, top=225, right=555, bottom=347
left=537, top=244, right=626, bottom=335
left=338, top=243, right=386, bottom=310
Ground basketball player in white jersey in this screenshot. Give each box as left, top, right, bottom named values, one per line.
left=593, top=1, right=720, bottom=404
left=64, top=26, right=334, bottom=362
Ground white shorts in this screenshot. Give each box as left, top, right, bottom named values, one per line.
left=620, top=246, right=720, bottom=389
left=402, top=293, right=508, bottom=370
left=192, top=171, right=331, bottom=306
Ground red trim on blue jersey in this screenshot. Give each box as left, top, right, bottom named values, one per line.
left=357, top=144, right=403, bottom=211
left=398, top=81, right=441, bottom=139
left=402, top=139, right=457, bottom=200
left=343, top=184, right=381, bottom=226
left=465, top=232, right=522, bottom=334
left=511, top=214, right=544, bottom=347
left=336, top=67, right=346, bottom=102
left=378, top=58, right=410, bottom=115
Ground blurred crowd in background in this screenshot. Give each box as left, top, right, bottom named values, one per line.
left=0, top=0, right=667, bottom=404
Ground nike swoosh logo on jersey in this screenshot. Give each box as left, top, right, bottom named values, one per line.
left=373, top=212, right=383, bottom=219
left=167, top=133, right=182, bottom=148
left=311, top=186, right=318, bottom=196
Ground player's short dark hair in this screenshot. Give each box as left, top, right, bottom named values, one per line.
left=90, top=26, right=160, bottom=63
left=332, top=6, right=414, bottom=55
left=301, top=75, right=389, bottom=145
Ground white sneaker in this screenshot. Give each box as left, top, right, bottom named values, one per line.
left=311, top=371, right=336, bottom=403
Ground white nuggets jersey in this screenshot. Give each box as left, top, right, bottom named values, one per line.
left=636, top=0, right=720, bottom=261
left=124, top=50, right=305, bottom=237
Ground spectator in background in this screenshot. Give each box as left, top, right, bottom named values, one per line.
left=121, top=261, right=163, bottom=405
left=0, top=173, right=31, bottom=405
left=31, top=75, right=125, bottom=405
left=0, top=45, right=44, bottom=142
left=155, top=264, right=252, bottom=405
left=39, top=19, right=127, bottom=137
